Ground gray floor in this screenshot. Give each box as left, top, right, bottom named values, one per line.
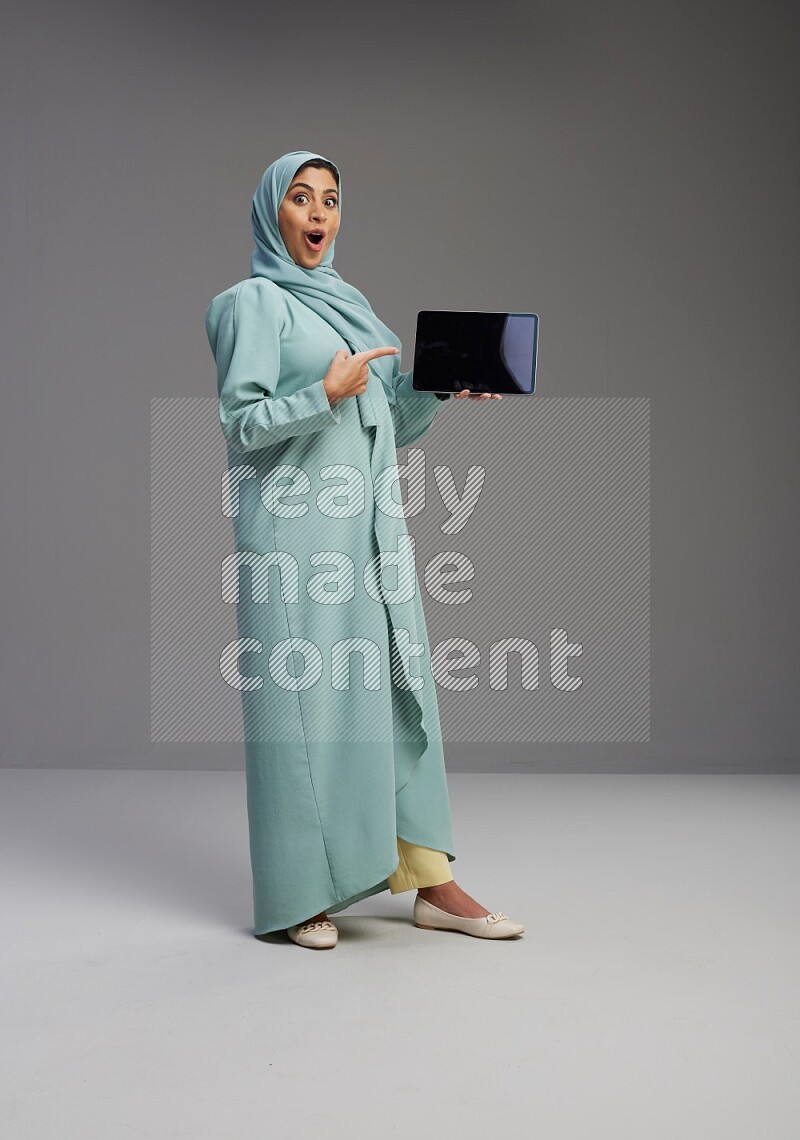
left=1, top=770, right=798, bottom=1138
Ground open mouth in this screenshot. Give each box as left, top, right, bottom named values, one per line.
left=304, top=231, right=324, bottom=250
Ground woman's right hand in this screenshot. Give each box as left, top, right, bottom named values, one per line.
left=323, top=346, right=399, bottom=406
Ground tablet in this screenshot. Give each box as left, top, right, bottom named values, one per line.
left=411, top=310, right=539, bottom=395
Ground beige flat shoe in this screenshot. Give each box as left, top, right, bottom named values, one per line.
left=286, top=918, right=339, bottom=949
left=414, top=895, right=524, bottom=939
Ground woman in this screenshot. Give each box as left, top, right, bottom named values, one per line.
left=205, top=150, right=524, bottom=949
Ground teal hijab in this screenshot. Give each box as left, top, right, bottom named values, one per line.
left=250, top=149, right=401, bottom=425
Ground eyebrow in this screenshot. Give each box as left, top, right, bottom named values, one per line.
left=288, top=181, right=338, bottom=196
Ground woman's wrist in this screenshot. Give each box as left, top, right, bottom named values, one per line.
left=323, top=375, right=339, bottom=406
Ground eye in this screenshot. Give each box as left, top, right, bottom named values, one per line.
left=293, top=193, right=338, bottom=208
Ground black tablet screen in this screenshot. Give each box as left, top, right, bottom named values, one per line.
left=412, top=311, right=538, bottom=395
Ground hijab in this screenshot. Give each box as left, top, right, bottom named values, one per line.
left=249, top=149, right=400, bottom=427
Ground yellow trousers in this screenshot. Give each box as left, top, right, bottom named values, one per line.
left=386, top=836, right=454, bottom=894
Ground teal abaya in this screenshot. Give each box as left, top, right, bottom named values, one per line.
left=205, top=150, right=455, bottom=935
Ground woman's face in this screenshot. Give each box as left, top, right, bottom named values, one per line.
left=278, top=165, right=340, bottom=268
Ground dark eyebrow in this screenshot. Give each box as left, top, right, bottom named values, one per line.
left=288, top=181, right=338, bottom=196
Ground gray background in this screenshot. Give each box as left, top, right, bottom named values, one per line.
left=2, top=0, right=797, bottom=771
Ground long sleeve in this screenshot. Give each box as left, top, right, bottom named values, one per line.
left=211, top=281, right=342, bottom=453
left=383, top=357, right=451, bottom=448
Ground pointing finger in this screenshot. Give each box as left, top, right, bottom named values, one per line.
left=355, top=346, right=400, bottom=362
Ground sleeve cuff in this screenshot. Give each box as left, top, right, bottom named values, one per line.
left=312, top=377, right=343, bottom=422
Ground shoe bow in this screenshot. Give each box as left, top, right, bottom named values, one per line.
left=298, top=920, right=336, bottom=932
left=486, top=912, right=509, bottom=924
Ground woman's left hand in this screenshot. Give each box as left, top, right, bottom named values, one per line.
left=453, top=389, right=503, bottom=400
